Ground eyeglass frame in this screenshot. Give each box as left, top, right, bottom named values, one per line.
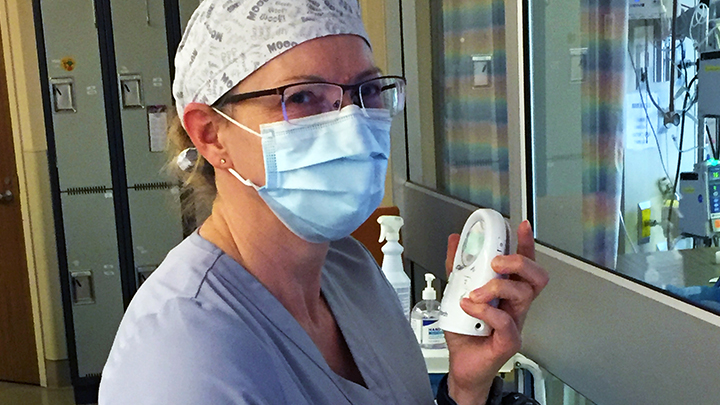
left=212, top=75, right=407, bottom=118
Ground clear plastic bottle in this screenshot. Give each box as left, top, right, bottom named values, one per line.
left=378, top=215, right=411, bottom=318
left=411, top=273, right=447, bottom=349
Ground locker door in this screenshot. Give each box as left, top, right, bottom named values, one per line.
left=178, top=0, right=201, bottom=33
left=40, top=0, right=113, bottom=190
left=61, top=192, right=124, bottom=378
left=127, top=187, right=183, bottom=283
left=111, top=0, right=173, bottom=187
left=110, top=0, right=183, bottom=285
left=38, top=0, right=125, bottom=380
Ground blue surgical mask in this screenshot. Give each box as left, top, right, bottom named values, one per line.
left=213, top=105, right=392, bottom=243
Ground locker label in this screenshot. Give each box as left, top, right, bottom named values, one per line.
left=148, top=105, right=168, bottom=152
left=61, top=57, right=76, bottom=72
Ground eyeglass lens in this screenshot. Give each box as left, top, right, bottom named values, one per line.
left=282, top=77, right=405, bottom=125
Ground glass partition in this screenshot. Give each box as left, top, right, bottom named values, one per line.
left=529, top=0, right=720, bottom=314
left=404, top=0, right=510, bottom=215
left=392, top=0, right=720, bottom=401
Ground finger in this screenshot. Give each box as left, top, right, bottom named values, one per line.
left=446, top=233, right=461, bottom=276
left=460, top=299, right=521, bottom=352
left=468, top=278, right=535, bottom=307
left=516, top=220, right=535, bottom=261
left=491, top=255, right=549, bottom=296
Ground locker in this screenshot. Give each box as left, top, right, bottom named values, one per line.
left=36, top=0, right=194, bottom=401
left=127, top=187, right=183, bottom=282
left=40, top=0, right=113, bottom=190
left=61, top=192, right=124, bottom=378
left=178, top=0, right=201, bottom=33
left=111, top=0, right=174, bottom=186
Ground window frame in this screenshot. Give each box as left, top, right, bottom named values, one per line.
left=385, top=0, right=720, bottom=403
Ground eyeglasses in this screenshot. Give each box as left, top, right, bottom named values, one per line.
left=213, top=75, right=406, bottom=125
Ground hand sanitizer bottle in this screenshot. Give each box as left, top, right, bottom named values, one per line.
left=378, top=215, right=411, bottom=319
left=411, top=273, right=446, bottom=349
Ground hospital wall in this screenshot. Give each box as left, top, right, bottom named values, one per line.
left=0, top=0, right=67, bottom=386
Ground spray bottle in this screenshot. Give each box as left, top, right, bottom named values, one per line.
left=411, top=273, right=446, bottom=349
left=378, top=215, right=411, bottom=318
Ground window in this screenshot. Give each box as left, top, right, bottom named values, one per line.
left=401, top=0, right=510, bottom=215
left=387, top=0, right=720, bottom=402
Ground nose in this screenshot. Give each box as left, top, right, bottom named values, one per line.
left=335, top=88, right=360, bottom=110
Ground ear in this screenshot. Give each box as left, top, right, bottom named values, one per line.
left=183, top=103, right=227, bottom=167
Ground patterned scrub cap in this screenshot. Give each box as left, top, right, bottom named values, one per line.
left=173, top=0, right=370, bottom=124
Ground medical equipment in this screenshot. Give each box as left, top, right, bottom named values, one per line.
left=679, top=160, right=720, bottom=238
left=438, top=209, right=510, bottom=336
left=628, top=0, right=667, bottom=20
left=698, top=52, right=720, bottom=119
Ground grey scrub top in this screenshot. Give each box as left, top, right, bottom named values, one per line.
left=98, top=232, right=435, bottom=404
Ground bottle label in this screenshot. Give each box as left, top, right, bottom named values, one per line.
left=411, top=318, right=446, bottom=345
left=394, top=286, right=411, bottom=318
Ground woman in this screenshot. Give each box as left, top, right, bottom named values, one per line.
left=98, top=1, right=548, bottom=404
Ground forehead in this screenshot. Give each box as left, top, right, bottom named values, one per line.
left=237, top=35, right=376, bottom=91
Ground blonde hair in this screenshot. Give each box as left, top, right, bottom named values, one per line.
left=166, top=111, right=215, bottom=224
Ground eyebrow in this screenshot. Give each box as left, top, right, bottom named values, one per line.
left=280, top=67, right=384, bottom=86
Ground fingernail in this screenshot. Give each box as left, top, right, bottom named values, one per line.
left=469, top=289, right=484, bottom=301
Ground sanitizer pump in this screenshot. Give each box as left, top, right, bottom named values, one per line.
left=378, top=215, right=411, bottom=318
left=411, top=273, right=446, bottom=349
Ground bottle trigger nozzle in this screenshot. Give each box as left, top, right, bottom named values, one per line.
left=377, top=215, right=404, bottom=243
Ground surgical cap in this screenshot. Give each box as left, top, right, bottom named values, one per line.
left=172, top=0, right=370, bottom=123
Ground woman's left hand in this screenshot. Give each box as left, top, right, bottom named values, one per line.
left=444, top=220, right=549, bottom=405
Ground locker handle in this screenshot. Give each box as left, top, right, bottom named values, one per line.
left=50, top=78, right=76, bottom=112
left=146, top=0, right=151, bottom=26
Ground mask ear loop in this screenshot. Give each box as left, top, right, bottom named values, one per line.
left=212, top=107, right=262, bottom=190
left=228, top=168, right=260, bottom=190
left=212, top=107, right=262, bottom=137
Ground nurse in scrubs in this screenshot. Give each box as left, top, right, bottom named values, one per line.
left=98, top=1, right=548, bottom=404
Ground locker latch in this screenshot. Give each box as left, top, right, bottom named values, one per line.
left=70, top=270, right=95, bottom=305
left=136, top=265, right=158, bottom=287
left=119, top=74, right=144, bottom=108
left=50, top=77, right=77, bottom=113
left=471, top=55, right=492, bottom=88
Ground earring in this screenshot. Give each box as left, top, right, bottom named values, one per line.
left=220, top=158, right=226, bottom=165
